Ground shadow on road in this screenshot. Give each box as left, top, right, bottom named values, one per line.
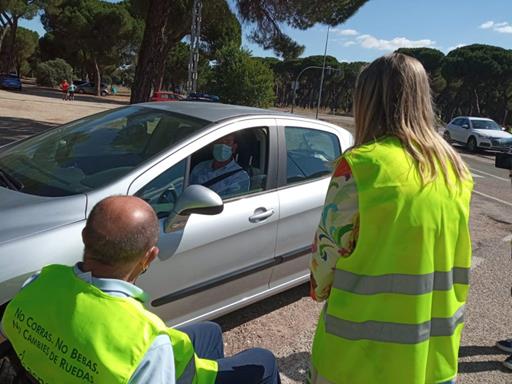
left=215, top=284, right=309, bottom=332
left=0, top=117, right=57, bottom=146
left=20, top=85, right=128, bottom=106
left=277, top=351, right=310, bottom=382
left=459, top=345, right=508, bottom=357
left=458, top=360, right=509, bottom=374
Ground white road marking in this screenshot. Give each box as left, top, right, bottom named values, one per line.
left=473, top=190, right=512, bottom=207
left=502, top=234, right=512, bottom=243
left=471, top=173, right=484, bottom=179
left=470, top=168, right=510, bottom=182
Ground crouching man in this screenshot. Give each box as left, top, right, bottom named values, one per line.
left=1, top=195, right=280, bottom=384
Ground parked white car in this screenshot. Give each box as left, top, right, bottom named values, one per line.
left=443, top=116, right=512, bottom=152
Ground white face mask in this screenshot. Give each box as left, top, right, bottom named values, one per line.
left=213, top=143, right=233, bottom=162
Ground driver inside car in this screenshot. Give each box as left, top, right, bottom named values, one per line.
left=190, top=133, right=250, bottom=198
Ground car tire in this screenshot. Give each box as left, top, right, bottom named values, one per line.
left=78, top=89, right=85, bottom=94
left=443, top=131, right=452, bottom=144
left=467, top=136, right=477, bottom=152
left=101, top=91, right=107, bottom=97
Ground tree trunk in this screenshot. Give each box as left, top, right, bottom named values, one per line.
left=94, top=59, right=101, bottom=96
left=130, top=0, right=173, bottom=104
left=0, top=25, right=10, bottom=55
left=473, top=88, right=481, bottom=115
left=3, top=17, right=18, bottom=73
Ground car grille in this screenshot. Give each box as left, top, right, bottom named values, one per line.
left=491, top=138, right=512, bottom=148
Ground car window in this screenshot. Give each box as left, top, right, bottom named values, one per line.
left=189, top=127, right=269, bottom=201
left=136, top=159, right=187, bottom=219
left=0, top=106, right=209, bottom=197
left=451, top=118, right=462, bottom=126
left=285, top=126, right=341, bottom=185
left=470, top=119, right=501, bottom=130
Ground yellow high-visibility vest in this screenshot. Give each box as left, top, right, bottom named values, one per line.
left=311, top=136, right=473, bottom=384
left=2, top=264, right=218, bottom=384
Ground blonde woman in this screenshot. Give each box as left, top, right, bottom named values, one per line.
left=309, top=53, right=473, bottom=384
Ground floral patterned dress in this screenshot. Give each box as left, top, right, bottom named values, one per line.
left=310, top=158, right=359, bottom=302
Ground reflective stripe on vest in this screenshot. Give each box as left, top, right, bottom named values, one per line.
left=177, top=357, right=196, bottom=384
left=325, top=305, right=465, bottom=344
left=332, top=267, right=470, bottom=296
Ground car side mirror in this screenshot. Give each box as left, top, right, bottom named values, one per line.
left=164, top=185, right=223, bottom=233
left=462, top=124, right=469, bottom=129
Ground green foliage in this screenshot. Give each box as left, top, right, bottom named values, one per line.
left=35, top=58, right=73, bottom=87
left=236, top=0, right=368, bottom=58
left=209, top=44, right=275, bottom=107
left=40, top=0, right=140, bottom=91
left=12, top=26, right=37, bottom=74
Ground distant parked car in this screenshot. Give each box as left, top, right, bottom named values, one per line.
left=151, top=91, right=184, bottom=102
left=186, top=92, right=220, bottom=102
left=76, top=82, right=110, bottom=96
left=0, top=74, right=22, bottom=91
left=444, top=116, right=512, bottom=152
left=72, top=80, right=88, bottom=87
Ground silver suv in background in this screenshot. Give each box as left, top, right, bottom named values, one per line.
left=443, top=116, right=512, bottom=152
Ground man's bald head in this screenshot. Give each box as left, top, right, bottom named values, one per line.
left=83, top=196, right=159, bottom=266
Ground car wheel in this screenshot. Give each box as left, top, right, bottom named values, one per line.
left=101, top=91, right=107, bottom=96
left=467, top=136, right=477, bottom=152
left=443, top=131, right=452, bottom=144
left=78, top=89, right=85, bottom=94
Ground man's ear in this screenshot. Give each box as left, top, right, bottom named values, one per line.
left=144, top=246, right=159, bottom=266
left=81, top=227, right=87, bottom=245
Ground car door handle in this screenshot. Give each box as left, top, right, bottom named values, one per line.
left=249, top=208, right=275, bottom=223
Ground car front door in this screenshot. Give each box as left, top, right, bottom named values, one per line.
left=129, top=118, right=279, bottom=326
left=448, top=118, right=462, bottom=142
left=270, top=119, right=349, bottom=288
left=460, top=118, right=471, bottom=143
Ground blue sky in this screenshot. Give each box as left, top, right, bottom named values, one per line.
left=20, top=0, right=512, bottom=63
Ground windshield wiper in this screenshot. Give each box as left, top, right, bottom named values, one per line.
left=0, top=168, right=23, bottom=191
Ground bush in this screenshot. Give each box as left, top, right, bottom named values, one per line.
left=208, top=44, right=275, bottom=108
left=35, top=58, right=73, bottom=87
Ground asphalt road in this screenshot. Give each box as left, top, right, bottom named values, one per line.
left=0, top=91, right=511, bottom=383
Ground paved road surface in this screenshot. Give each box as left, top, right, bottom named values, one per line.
left=0, top=90, right=511, bottom=383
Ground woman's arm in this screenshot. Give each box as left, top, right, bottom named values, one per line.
left=310, top=158, right=359, bottom=302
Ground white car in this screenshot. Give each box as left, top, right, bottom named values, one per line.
left=443, top=116, right=512, bottom=152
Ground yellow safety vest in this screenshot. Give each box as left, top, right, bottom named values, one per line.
left=311, top=136, right=473, bottom=384
left=2, top=265, right=218, bottom=384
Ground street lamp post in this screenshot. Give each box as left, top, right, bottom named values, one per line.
left=316, top=26, right=330, bottom=119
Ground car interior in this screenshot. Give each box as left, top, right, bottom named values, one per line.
left=189, top=128, right=269, bottom=196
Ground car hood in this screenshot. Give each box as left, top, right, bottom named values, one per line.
left=0, top=187, right=86, bottom=245
left=474, top=129, right=512, bottom=139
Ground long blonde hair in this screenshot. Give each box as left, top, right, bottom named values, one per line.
left=353, top=53, right=469, bottom=184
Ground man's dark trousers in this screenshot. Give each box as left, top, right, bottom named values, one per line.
left=179, top=322, right=281, bottom=384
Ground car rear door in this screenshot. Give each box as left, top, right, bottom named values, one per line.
left=270, top=118, right=351, bottom=288
left=128, top=118, right=280, bottom=325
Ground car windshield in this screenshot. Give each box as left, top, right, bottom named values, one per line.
left=0, top=106, right=209, bottom=197
left=471, top=119, right=501, bottom=130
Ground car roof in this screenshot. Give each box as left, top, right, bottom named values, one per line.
left=468, top=117, right=494, bottom=121
left=454, top=116, right=494, bottom=121
left=138, top=101, right=294, bottom=123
